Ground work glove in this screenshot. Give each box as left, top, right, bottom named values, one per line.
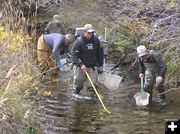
left=56, top=59, right=64, bottom=69
left=81, top=64, right=87, bottom=72
left=156, top=76, right=163, bottom=84
left=97, top=66, right=103, bottom=74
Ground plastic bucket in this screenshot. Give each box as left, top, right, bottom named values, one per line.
left=134, top=92, right=150, bottom=106
left=104, top=73, right=123, bottom=90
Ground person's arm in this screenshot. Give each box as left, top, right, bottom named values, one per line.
left=60, top=24, right=65, bottom=35
left=71, top=39, right=83, bottom=67
left=52, top=38, right=64, bottom=64
left=154, top=54, right=167, bottom=76
left=138, top=58, right=145, bottom=78
left=139, top=58, right=145, bottom=73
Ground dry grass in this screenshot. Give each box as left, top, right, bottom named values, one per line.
left=0, top=1, right=40, bottom=133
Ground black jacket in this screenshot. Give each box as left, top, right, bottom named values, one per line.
left=139, top=50, right=167, bottom=77
left=71, top=34, right=103, bottom=68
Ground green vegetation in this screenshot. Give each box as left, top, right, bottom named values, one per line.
left=165, top=46, right=179, bottom=88
left=24, top=123, right=39, bottom=134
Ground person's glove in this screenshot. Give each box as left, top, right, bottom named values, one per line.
left=56, top=60, right=64, bottom=69
left=156, top=76, right=163, bottom=84
left=81, top=64, right=87, bottom=72
left=97, top=66, right=103, bottom=74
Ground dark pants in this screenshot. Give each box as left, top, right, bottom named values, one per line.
left=144, top=70, right=166, bottom=101
left=73, top=66, right=98, bottom=93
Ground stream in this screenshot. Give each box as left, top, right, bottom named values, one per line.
left=31, top=63, right=180, bottom=134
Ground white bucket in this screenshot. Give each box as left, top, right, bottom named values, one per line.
left=104, top=73, right=123, bottom=90
left=134, top=92, right=150, bottom=106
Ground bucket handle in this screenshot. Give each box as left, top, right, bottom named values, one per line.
left=140, top=77, right=144, bottom=92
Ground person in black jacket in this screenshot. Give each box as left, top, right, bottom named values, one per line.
left=137, top=45, right=167, bottom=105
left=71, top=24, right=103, bottom=94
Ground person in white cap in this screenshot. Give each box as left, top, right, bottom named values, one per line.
left=137, top=45, right=167, bottom=105
left=45, top=14, right=65, bottom=34
left=71, top=24, right=103, bottom=94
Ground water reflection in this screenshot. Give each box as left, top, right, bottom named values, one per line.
left=70, top=101, right=101, bottom=133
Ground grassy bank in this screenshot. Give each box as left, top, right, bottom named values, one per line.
left=0, top=1, right=40, bottom=133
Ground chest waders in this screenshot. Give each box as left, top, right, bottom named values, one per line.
left=144, top=62, right=166, bottom=102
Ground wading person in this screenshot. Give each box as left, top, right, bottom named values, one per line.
left=37, top=33, right=74, bottom=76
left=45, top=14, right=65, bottom=34
left=74, top=25, right=105, bottom=61
left=137, top=45, right=167, bottom=105
left=71, top=24, right=103, bottom=94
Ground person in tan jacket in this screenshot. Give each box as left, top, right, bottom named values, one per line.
left=37, top=33, right=73, bottom=76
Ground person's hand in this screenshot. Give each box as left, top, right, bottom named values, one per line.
left=97, top=66, right=103, bottom=74
left=81, top=65, right=87, bottom=72
left=57, top=60, right=64, bottom=69
left=139, top=73, right=144, bottom=78
left=156, top=76, right=163, bottom=84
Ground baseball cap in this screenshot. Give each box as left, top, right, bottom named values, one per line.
left=83, top=24, right=95, bottom=32
left=136, top=45, right=148, bottom=57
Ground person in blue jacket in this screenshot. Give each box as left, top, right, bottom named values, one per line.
left=37, top=33, right=73, bottom=76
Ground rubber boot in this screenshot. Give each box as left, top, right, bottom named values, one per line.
left=87, top=84, right=98, bottom=94
left=156, top=83, right=167, bottom=105
left=158, top=94, right=167, bottom=105
left=87, top=87, right=94, bottom=94
left=144, top=87, right=153, bottom=104
left=73, top=87, right=82, bottom=94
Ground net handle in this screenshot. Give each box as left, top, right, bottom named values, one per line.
left=141, top=77, right=144, bottom=92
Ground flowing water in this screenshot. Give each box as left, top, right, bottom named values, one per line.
left=32, top=64, right=180, bottom=134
